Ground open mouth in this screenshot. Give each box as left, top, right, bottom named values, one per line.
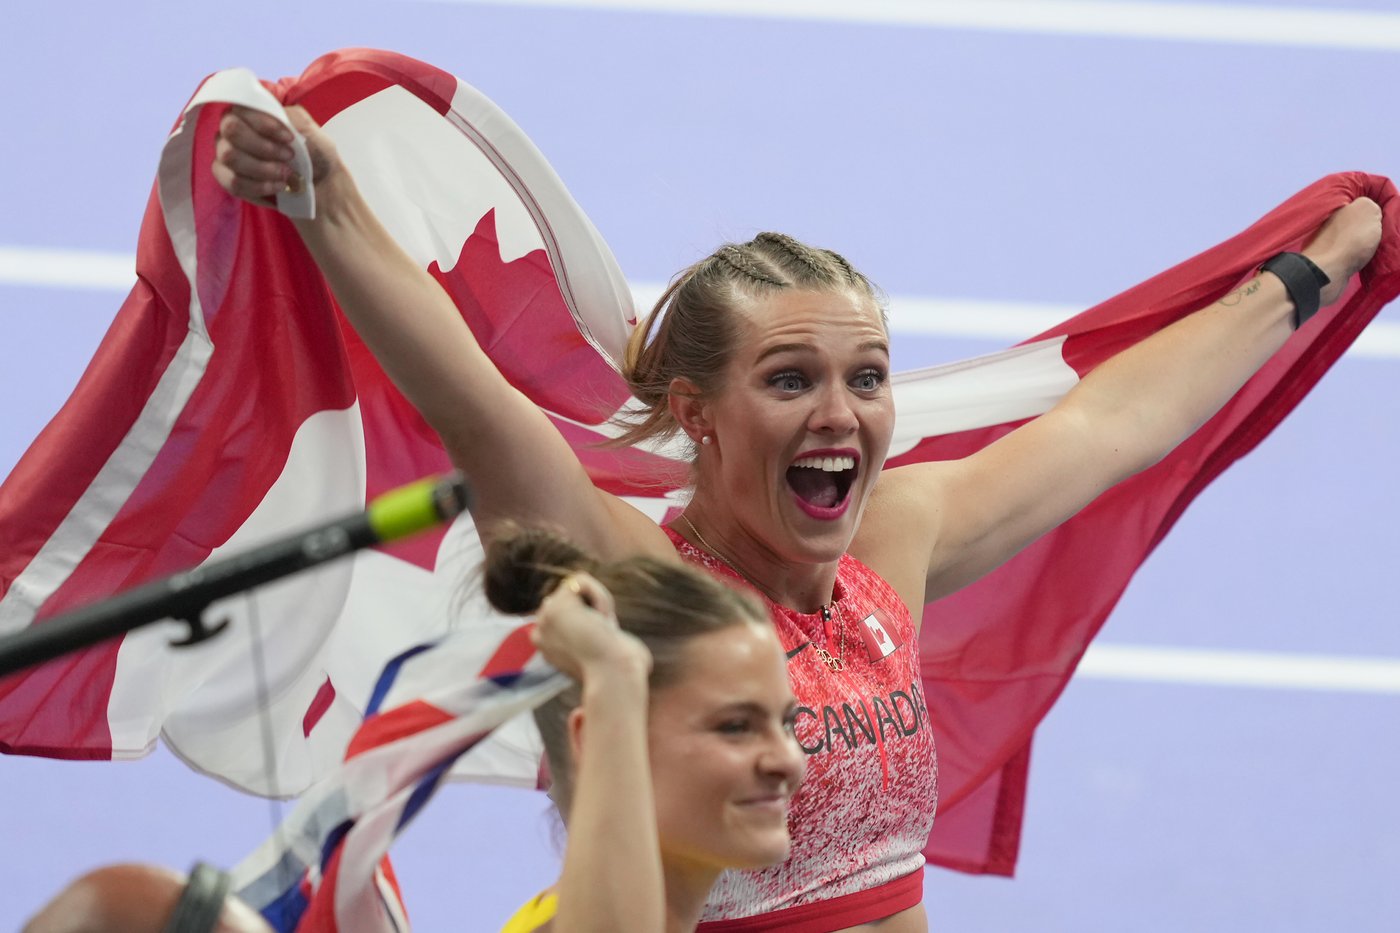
left=786, top=451, right=859, bottom=515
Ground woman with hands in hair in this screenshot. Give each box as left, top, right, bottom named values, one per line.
left=486, top=528, right=805, bottom=933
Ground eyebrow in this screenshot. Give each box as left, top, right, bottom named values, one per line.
left=753, top=343, right=813, bottom=365
left=753, top=339, right=890, bottom=365
left=715, top=701, right=776, bottom=718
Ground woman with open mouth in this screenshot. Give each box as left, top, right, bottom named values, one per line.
left=213, top=103, right=1381, bottom=933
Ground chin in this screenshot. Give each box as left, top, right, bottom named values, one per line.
left=726, top=843, right=792, bottom=870
left=723, top=829, right=794, bottom=870
left=784, top=503, right=861, bottom=553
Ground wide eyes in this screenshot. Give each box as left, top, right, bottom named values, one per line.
left=768, top=371, right=808, bottom=393
left=765, top=368, right=886, bottom=394
left=850, top=369, right=885, bottom=392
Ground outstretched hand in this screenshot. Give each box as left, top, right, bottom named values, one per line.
left=532, top=573, right=652, bottom=682
left=1303, top=197, right=1383, bottom=305
left=212, top=104, right=338, bottom=204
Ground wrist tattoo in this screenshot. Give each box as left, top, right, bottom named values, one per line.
left=1218, top=279, right=1262, bottom=307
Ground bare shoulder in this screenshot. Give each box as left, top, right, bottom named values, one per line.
left=475, top=486, right=681, bottom=566
left=599, top=492, right=686, bottom=563
left=855, top=461, right=952, bottom=551
left=849, top=463, right=954, bottom=613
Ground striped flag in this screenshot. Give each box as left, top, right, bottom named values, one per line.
left=231, top=623, right=566, bottom=933
left=1, top=48, right=1396, bottom=876
left=0, top=49, right=633, bottom=797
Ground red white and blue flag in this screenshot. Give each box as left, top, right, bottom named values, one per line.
left=230, top=623, right=565, bottom=933
left=1, top=49, right=1397, bottom=878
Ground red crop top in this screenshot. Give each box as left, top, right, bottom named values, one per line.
left=664, top=530, right=938, bottom=930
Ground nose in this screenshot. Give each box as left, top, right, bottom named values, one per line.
left=760, top=730, right=807, bottom=792
left=807, top=382, right=858, bottom=437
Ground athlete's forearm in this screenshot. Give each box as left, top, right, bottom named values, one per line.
left=553, top=662, right=664, bottom=933
left=292, top=172, right=521, bottom=458
left=1060, top=198, right=1379, bottom=481
left=290, top=170, right=635, bottom=554
left=1059, top=270, right=1294, bottom=480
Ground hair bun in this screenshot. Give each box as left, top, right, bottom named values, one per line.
left=482, top=525, right=593, bottom=614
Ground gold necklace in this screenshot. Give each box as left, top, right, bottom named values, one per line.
left=815, top=604, right=846, bottom=674
left=676, top=514, right=845, bottom=672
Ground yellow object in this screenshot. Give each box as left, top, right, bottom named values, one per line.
left=500, top=891, right=559, bottom=933
left=366, top=475, right=447, bottom=542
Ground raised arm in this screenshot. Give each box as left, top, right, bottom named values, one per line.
left=865, top=198, right=1382, bottom=606
left=212, top=105, right=670, bottom=560
left=529, top=574, right=664, bottom=933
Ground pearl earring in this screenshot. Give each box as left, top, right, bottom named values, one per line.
left=700, top=434, right=713, bottom=446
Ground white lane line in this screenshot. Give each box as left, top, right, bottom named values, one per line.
left=0, top=246, right=136, bottom=291
left=3, top=247, right=1398, bottom=696
left=638, top=280, right=1400, bottom=361
left=884, top=294, right=1400, bottom=361
left=1080, top=643, right=1400, bottom=694
left=407, top=0, right=1400, bottom=53
left=5, top=247, right=1400, bottom=359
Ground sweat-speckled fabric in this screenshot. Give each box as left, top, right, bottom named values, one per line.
left=664, top=529, right=938, bottom=927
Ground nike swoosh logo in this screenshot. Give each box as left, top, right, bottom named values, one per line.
left=785, top=641, right=811, bottom=660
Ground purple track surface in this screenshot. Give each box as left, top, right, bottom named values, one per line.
left=2, top=3, right=1397, bottom=930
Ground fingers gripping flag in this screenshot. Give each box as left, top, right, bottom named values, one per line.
left=903, top=175, right=1400, bottom=874
left=0, top=49, right=642, bottom=796
left=1, top=48, right=1397, bottom=877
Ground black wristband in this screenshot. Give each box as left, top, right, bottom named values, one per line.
left=163, top=862, right=232, bottom=933
left=1260, top=252, right=1331, bottom=329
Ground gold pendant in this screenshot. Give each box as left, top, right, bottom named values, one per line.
left=814, top=646, right=844, bottom=673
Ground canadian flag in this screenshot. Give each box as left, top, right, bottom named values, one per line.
left=859, top=610, right=903, bottom=661
left=1, top=48, right=1397, bottom=879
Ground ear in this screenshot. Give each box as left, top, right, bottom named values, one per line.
left=566, top=706, right=586, bottom=766
left=667, top=377, right=710, bottom=445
